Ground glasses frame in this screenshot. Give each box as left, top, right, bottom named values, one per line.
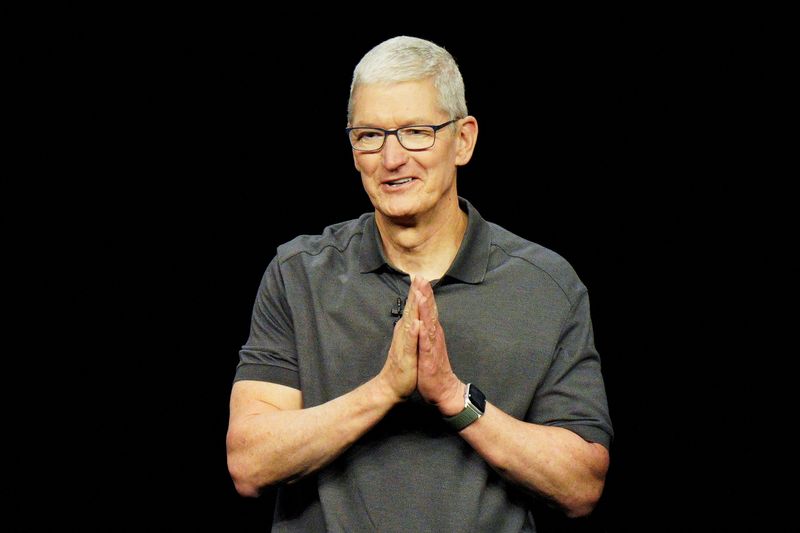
left=345, top=119, right=461, bottom=152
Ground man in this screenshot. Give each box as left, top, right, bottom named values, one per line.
left=227, top=36, right=612, bottom=532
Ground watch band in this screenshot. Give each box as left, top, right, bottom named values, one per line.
left=443, top=383, right=485, bottom=431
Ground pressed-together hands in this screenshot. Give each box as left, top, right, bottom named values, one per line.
left=380, top=276, right=465, bottom=416
left=230, top=276, right=609, bottom=514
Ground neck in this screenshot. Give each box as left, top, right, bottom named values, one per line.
left=375, top=194, right=468, bottom=281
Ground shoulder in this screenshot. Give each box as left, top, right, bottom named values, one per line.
left=275, top=213, right=371, bottom=264
left=487, top=222, right=586, bottom=305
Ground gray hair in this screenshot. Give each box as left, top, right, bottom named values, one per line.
left=347, top=36, right=468, bottom=124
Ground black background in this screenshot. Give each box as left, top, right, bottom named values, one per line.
left=8, top=8, right=780, bottom=532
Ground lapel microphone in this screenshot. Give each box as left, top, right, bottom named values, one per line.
left=391, top=297, right=405, bottom=319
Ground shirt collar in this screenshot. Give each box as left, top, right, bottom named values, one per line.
left=359, top=197, right=490, bottom=284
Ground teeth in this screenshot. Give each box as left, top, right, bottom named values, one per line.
left=390, top=178, right=413, bottom=186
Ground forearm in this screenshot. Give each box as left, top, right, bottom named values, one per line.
left=227, top=376, right=396, bottom=495
left=459, top=403, right=609, bottom=517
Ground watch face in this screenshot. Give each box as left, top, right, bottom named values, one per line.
left=468, top=385, right=486, bottom=412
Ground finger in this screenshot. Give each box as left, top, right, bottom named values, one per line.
left=403, top=279, right=417, bottom=318
left=418, top=279, right=438, bottom=322
left=417, top=288, right=430, bottom=320
left=416, top=292, right=428, bottom=322
left=418, top=288, right=437, bottom=333
left=405, top=318, right=420, bottom=356
left=405, top=286, right=423, bottom=322
left=419, top=317, right=434, bottom=354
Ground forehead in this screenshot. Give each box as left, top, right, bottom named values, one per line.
left=351, top=79, right=445, bottom=126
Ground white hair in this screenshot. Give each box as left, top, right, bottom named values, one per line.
left=347, top=36, right=468, bottom=124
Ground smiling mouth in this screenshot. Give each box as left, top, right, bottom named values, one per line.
left=385, top=177, right=416, bottom=187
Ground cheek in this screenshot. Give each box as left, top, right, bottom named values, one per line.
left=355, top=155, right=375, bottom=175
left=425, top=151, right=454, bottom=175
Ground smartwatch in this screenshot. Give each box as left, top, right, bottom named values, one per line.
left=443, top=383, right=486, bottom=431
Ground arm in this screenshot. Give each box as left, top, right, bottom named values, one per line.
left=227, top=378, right=395, bottom=497
left=457, top=403, right=609, bottom=518
left=414, top=280, right=609, bottom=517
left=226, top=279, right=423, bottom=497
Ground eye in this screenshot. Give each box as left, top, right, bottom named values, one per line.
left=401, top=127, right=434, bottom=137
left=355, top=129, right=383, bottom=140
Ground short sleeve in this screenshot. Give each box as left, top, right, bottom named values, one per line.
left=526, top=287, right=613, bottom=448
left=235, top=256, right=300, bottom=389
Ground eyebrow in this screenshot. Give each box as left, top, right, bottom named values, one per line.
left=351, top=118, right=434, bottom=129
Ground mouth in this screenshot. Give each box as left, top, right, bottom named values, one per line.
left=381, top=177, right=419, bottom=188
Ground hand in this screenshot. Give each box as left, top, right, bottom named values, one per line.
left=415, top=278, right=465, bottom=416
left=378, top=276, right=423, bottom=402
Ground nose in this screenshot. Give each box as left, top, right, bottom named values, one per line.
left=381, top=132, right=409, bottom=170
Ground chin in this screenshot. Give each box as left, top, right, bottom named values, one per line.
left=378, top=206, right=418, bottom=224
left=376, top=196, right=425, bottom=221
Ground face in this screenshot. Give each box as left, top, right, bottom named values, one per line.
left=350, top=79, right=476, bottom=222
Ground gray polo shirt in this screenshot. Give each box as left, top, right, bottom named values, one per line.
left=236, top=198, right=612, bottom=532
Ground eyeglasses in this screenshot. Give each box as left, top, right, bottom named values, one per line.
left=346, top=119, right=460, bottom=152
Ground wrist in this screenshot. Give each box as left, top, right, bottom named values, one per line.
left=442, top=383, right=486, bottom=432
left=438, top=380, right=466, bottom=417
left=370, top=373, right=406, bottom=408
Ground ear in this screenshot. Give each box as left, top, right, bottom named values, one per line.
left=454, top=116, right=478, bottom=166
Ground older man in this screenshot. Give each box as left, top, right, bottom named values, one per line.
left=227, top=35, right=612, bottom=532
